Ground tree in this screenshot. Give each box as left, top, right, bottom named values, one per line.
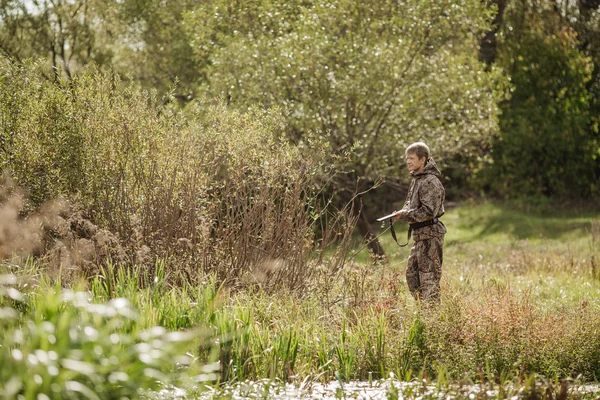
left=184, top=0, right=501, bottom=257
left=479, top=0, right=510, bottom=66
left=111, top=0, right=202, bottom=101
left=0, top=0, right=200, bottom=99
left=486, top=0, right=599, bottom=197
left=0, top=0, right=115, bottom=79
left=573, top=0, right=600, bottom=188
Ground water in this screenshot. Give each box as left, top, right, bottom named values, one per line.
left=148, top=380, right=396, bottom=399
left=145, top=379, right=600, bottom=399
left=196, top=380, right=391, bottom=399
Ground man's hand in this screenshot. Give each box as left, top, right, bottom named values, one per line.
left=392, top=210, right=406, bottom=221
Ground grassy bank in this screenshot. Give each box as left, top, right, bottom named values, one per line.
left=2, top=200, right=600, bottom=398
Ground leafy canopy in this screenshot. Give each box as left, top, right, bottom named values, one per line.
left=488, top=1, right=599, bottom=197
left=184, top=0, right=502, bottom=188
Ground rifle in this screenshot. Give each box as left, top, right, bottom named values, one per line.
left=346, top=210, right=410, bottom=262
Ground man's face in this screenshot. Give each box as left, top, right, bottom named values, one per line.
left=405, top=152, right=426, bottom=173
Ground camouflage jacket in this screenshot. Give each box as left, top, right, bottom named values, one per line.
left=399, top=157, right=447, bottom=241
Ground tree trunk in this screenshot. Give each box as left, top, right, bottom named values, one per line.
left=579, top=0, right=600, bottom=14
left=353, top=196, right=386, bottom=259
left=479, top=0, right=509, bottom=66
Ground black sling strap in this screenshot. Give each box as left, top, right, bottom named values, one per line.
left=389, top=218, right=439, bottom=247
left=389, top=219, right=409, bottom=247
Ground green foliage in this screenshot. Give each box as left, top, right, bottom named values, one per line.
left=0, top=273, right=198, bottom=399
left=5, top=0, right=600, bottom=202
left=0, top=60, right=85, bottom=206
left=486, top=2, right=599, bottom=197
left=184, top=0, right=501, bottom=192
left=399, top=313, right=427, bottom=378
left=113, top=0, right=202, bottom=100
left=0, top=0, right=200, bottom=97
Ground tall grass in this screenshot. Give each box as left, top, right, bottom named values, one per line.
left=0, top=268, right=208, bottom=399
left=2, top=206, right=600, bottom=397
left=171, top=202, right=600, bottom=385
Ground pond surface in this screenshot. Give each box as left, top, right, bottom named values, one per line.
left=146, top=379, right=600, bottom=399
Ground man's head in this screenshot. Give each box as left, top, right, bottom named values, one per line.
left=405, top=142, right=430, bottom=173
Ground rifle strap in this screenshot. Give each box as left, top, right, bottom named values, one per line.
left=390, top=219, right=410, bottom=247
left=390, top=217, right=439, bottom=248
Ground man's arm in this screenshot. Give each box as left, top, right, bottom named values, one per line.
left=397, top=179, right=443, bottom=223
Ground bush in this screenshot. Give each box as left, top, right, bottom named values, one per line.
left=0, top=59, right=331, bottom=289
left=0, top=60, right=85, bottom=207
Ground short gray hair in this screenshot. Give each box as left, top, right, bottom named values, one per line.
left=405, top=142, right=430, bottom=160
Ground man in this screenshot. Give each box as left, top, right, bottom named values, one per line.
left=393, top=142, right=446, bottom=303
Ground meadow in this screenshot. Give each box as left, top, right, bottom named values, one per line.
left=2, top=199, right=599, bottom=399
left=2, top=1, right=600, bottom=396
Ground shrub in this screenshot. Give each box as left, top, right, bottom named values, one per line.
left=0, top=59, right=333, bottom=289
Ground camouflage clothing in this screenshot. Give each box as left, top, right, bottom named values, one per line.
left=399, top=157, right=446, bottom=302
left=406, top=236, right=444, bottom=302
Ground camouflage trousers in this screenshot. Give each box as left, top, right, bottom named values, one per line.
left=406, top=235, right=444, bottom=303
